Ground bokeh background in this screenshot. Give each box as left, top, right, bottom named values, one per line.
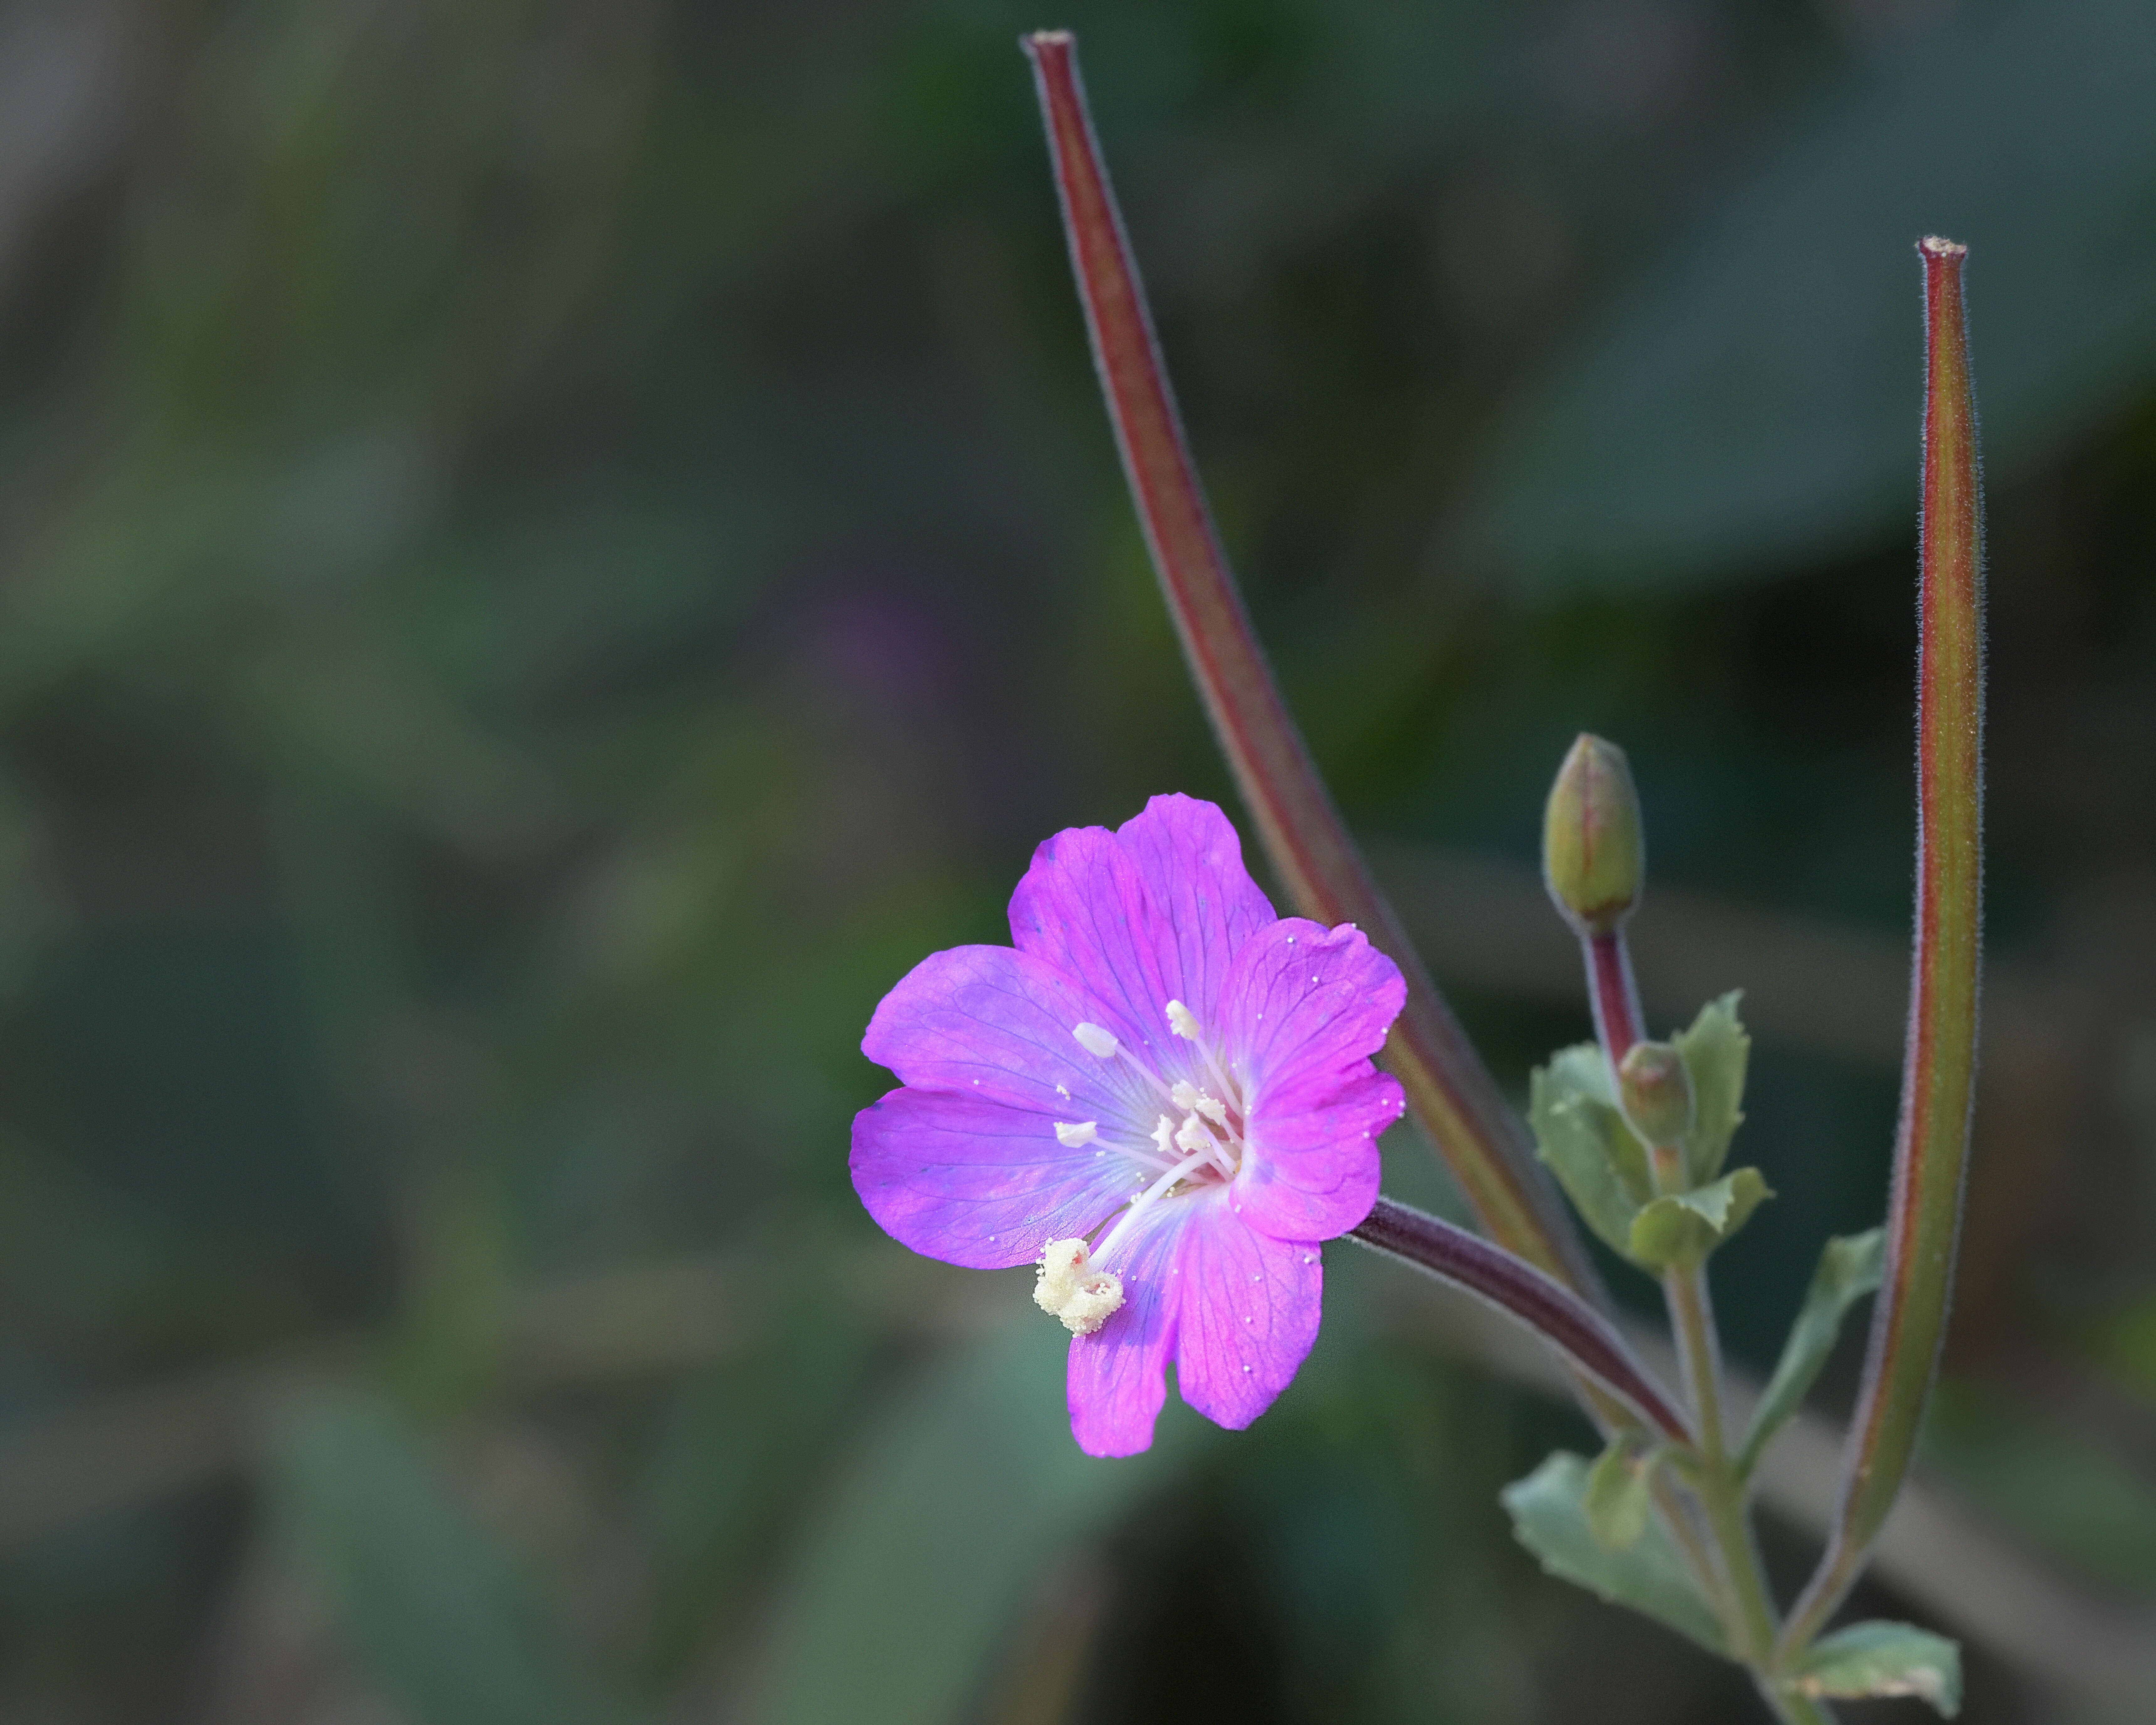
left=1, top=0, right=2153, bottom=1720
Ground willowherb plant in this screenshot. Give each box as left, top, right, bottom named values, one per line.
left=850, top=31, right=1983, bottom=1722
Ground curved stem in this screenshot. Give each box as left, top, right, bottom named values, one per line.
left=1023, top=31, right=1601, bottom=1302
left=1348, top=1197, right=1690, bottom=1448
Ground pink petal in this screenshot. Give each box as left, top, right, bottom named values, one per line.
left=862, top=944, right=1128, bottom=1122
left=1065, top=1201, right=1184, bottom=1456
left=1217, top=918, right=1404, bottom=1240
left=1236, top=1065, right=1400, bottom=1240
left=1006, top=824, right=1175, bottom=1058
left=1169, top=1198, right=1324, bottom=1430
left=1111, top=794, right=1277, bottom=1026
left=1221, top=916, right=1406, bottom=1098
left=850, top=1088, right=1135, bottom=1269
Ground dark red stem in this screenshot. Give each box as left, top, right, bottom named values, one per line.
left=1349, top=1196, right=1692, bottom=1447
left=1587, top=930, right=1645, bottom=1064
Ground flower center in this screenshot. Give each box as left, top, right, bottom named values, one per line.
left=1054, top=998, right=1249, bottom=1279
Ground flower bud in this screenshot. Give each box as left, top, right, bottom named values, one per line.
left=1617, top=1041, right=1693, bottom=1149
left=1542, top=733, right=1644, bottom=935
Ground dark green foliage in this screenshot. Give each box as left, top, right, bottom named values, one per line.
left=0, top=2, right=2151, bottom=1721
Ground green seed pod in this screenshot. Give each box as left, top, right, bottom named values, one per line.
left=1542, top=733, right=1644, bottom=936
left=1617, top=1040, right=1693, bottom=1149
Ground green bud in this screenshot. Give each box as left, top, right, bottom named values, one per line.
left=1617, top=1041, right=1693, bottom=1148
left=1542, top=733, right=1644, bottom=935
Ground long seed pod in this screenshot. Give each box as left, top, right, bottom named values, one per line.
left=1022, top=30, right=1598, bottom=1299
left=1780, top=238, right=1985, bottom=1660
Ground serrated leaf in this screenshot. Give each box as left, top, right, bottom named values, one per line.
left=1529, top=1043, right=1650, bottom=1255
left=1582, top=1435, right=1656, bottom=1551
left=1673, top=993, right=1749, bottom=1185
left=267, top=1391, right=641, bottom=1725
left=1738, top=1229, right=1884, bottom=1477
left=1785, top=1620, right=1963, bottom=1716
left=1500, top=1452, right=1725, bottom=1653
left=1627, top=1168, right=1773, bottom=1270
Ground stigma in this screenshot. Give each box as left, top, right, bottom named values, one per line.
left=1035, top=1238, right=1125, bottom=1334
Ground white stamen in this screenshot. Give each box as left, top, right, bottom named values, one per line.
left=1165, top=999, right=1201, bottom=1040
left=1152, top=1115, right=1175, bottom=1158
left=1074, top=1022, right=1120, bottom=1058
left=1174, top=1111, right=1213, bottom=1157
left=1034, top=1238, right=1124, bottom=1335
left=1054, top=1120, right=1098, bottom=1148
left=1181, top=1078, right=1233, bottom=1130
left=1091, top=1143, right=1216, bottom=1266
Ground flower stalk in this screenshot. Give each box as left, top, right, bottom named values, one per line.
left=1572, top=911, right=1786, bottom=1675
left=1022, top=30, right=1599, bottom=1301
left=1779, top=237, right=1984, bottom=1662
left=1349, top=1196, right=1691, bottom=1447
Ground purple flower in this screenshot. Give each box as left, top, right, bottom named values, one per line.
left=850, top=794, right=1407, bottom=1456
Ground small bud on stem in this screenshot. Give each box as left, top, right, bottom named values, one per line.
left=1618, top=1041, right=1694, bottom=1158
left=1543, top=734, right=1645, bottom=937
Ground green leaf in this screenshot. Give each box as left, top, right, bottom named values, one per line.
left=1528, top=1043, right=1651, bottom=1256
left=755, top=1320, right=1215, bottom=1725
left=1582, top=1435, right=1656, bottom=1551
left=1784, top=1620, right=1963, bottom=1717
left=1737, top=1229, right=1884, bottom=1477
left=1627, top=1168, right=1773, bottom=1270
left=1500, top=1452, right=1725, bottom=1653
left=267, top=1391, right=641, bottom=1725
left=1672, top=993, right=1749, bottom=1185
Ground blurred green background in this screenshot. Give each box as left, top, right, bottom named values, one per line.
left=1, top=0, right=2154, bottom=1720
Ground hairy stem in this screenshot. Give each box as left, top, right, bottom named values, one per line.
left=1780, top=238, right=1985, bottom=1663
